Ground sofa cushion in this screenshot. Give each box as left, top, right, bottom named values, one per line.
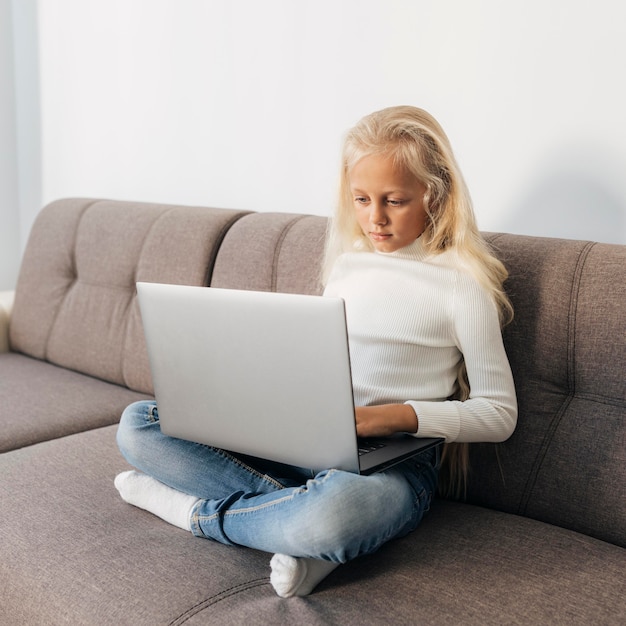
left=467, top=235, right=626, bottom=548
left=0, top=425, right=623, bottom=625
left=0, top=425, right=271, bottom=625
left=211, top=212, right=328, bottom=295
left=199, top=505, right=626, bottom=626
left=0, top=352, right=151, bottom=453
left=9, top=199, right=248, bottom=395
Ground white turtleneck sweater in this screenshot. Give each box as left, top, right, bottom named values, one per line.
left=323, top=238, right=517, bottom=443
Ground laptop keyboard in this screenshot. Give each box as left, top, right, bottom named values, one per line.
left=358, top=440, right=387, bottom=456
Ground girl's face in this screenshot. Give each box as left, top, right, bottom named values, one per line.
left=349, top=153, right=427, bottom=253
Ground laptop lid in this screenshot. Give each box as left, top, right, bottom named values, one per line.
left=137, top=282, right=441, bottom=474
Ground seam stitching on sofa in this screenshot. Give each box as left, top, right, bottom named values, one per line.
left=271, top=215, right=307, bottom=291
left=575, top=391, right=626, bottom=408
left=121, top=206, right=179, bottom=390
left=121, top=207, right=251, bottom=390
left=43, top=199, right=101, bottom=361
left=205, top=211, right=252, bottom=287
left=517, top=241, right=596, bottom=515
left=567, top=242, right=596, bottom=392
left=167, top=578, right=270, bottom=625
left=485, top=232, right=505, bottom=246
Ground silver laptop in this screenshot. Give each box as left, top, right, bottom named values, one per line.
left=137, top=282, right=442, bottom=475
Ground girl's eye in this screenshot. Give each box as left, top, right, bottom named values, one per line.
left=387, top=199, right=404, bottom=206
left=354, top=196, right=368, bottom=204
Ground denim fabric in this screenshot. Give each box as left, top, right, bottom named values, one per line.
left=117, top=400, right=439, bottom=563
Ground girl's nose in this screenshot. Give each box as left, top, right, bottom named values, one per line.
left=370, top=203, right=388, bottom=225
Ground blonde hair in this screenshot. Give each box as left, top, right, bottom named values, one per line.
left=324, top=106, right=513, bottom=497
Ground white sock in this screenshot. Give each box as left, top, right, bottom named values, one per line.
left=114, top=470, right=199, bottom=532
left=270, top=553, right=339, bottom=597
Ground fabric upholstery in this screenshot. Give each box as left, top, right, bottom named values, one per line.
left=211, top=212, right=328, bottom=295
left=0, top=352, right=150, bottom=453
left=0, top=426, right=271, bottom=625
left=9, top=199, right=248, bottom=395
left=468, top=235, right=626, bottom=548
left=0, top=425, right=623, bottom=625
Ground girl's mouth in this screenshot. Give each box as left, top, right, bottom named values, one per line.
left=370, top=232, right=392, bottom=241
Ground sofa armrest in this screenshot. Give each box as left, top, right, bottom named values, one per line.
left=0, top=291, right=15, bottom=353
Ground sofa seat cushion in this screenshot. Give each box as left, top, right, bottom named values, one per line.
left=1, top=425, right=624, bottom=625
left=0, top=425, right=271, bottom=625
left=0, top=353, right=151, bottom=452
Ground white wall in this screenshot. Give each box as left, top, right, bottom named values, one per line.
left=0, top=0, right=20, bottom=290
left=5, top=0, right=626, bottom=290
left=12, top=0, right=41, bottom=255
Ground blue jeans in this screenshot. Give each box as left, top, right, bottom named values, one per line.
left=116, top=400, right=439, bottom=563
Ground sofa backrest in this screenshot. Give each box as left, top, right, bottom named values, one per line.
left=211, top=212, right=328, bottom=293
left=10, top=198, right=248, bottom=395
left=213, top=215, right=626, bottom=548
left=472, top=234, right=626, bottom=548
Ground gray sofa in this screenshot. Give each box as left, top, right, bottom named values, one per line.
left=0, top=198, right=624, bottom=625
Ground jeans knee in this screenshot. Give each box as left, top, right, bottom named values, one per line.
left=116, top=400, right=156, bottom=465
left=286, top=470, right=415, bottom=562
left=342, top=473, right=415, bottom=543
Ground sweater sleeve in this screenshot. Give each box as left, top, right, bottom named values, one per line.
left=406, top=274, right=517, bottom=443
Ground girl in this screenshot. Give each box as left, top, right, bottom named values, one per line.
left=115, top=105, right=517, bottom=597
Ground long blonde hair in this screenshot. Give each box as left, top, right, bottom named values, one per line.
left=323, top=106, right=513, bottom=496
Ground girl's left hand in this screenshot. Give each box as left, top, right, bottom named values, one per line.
left=355, top=404, right=418, bottom=438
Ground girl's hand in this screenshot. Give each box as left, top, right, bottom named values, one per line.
left=355, top=404, right=418, bottom=438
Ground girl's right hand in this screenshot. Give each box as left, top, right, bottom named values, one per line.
left=355, top=404, right=418, bottom=438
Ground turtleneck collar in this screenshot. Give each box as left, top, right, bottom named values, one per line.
left=375, top=236, right=429, bottom=261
